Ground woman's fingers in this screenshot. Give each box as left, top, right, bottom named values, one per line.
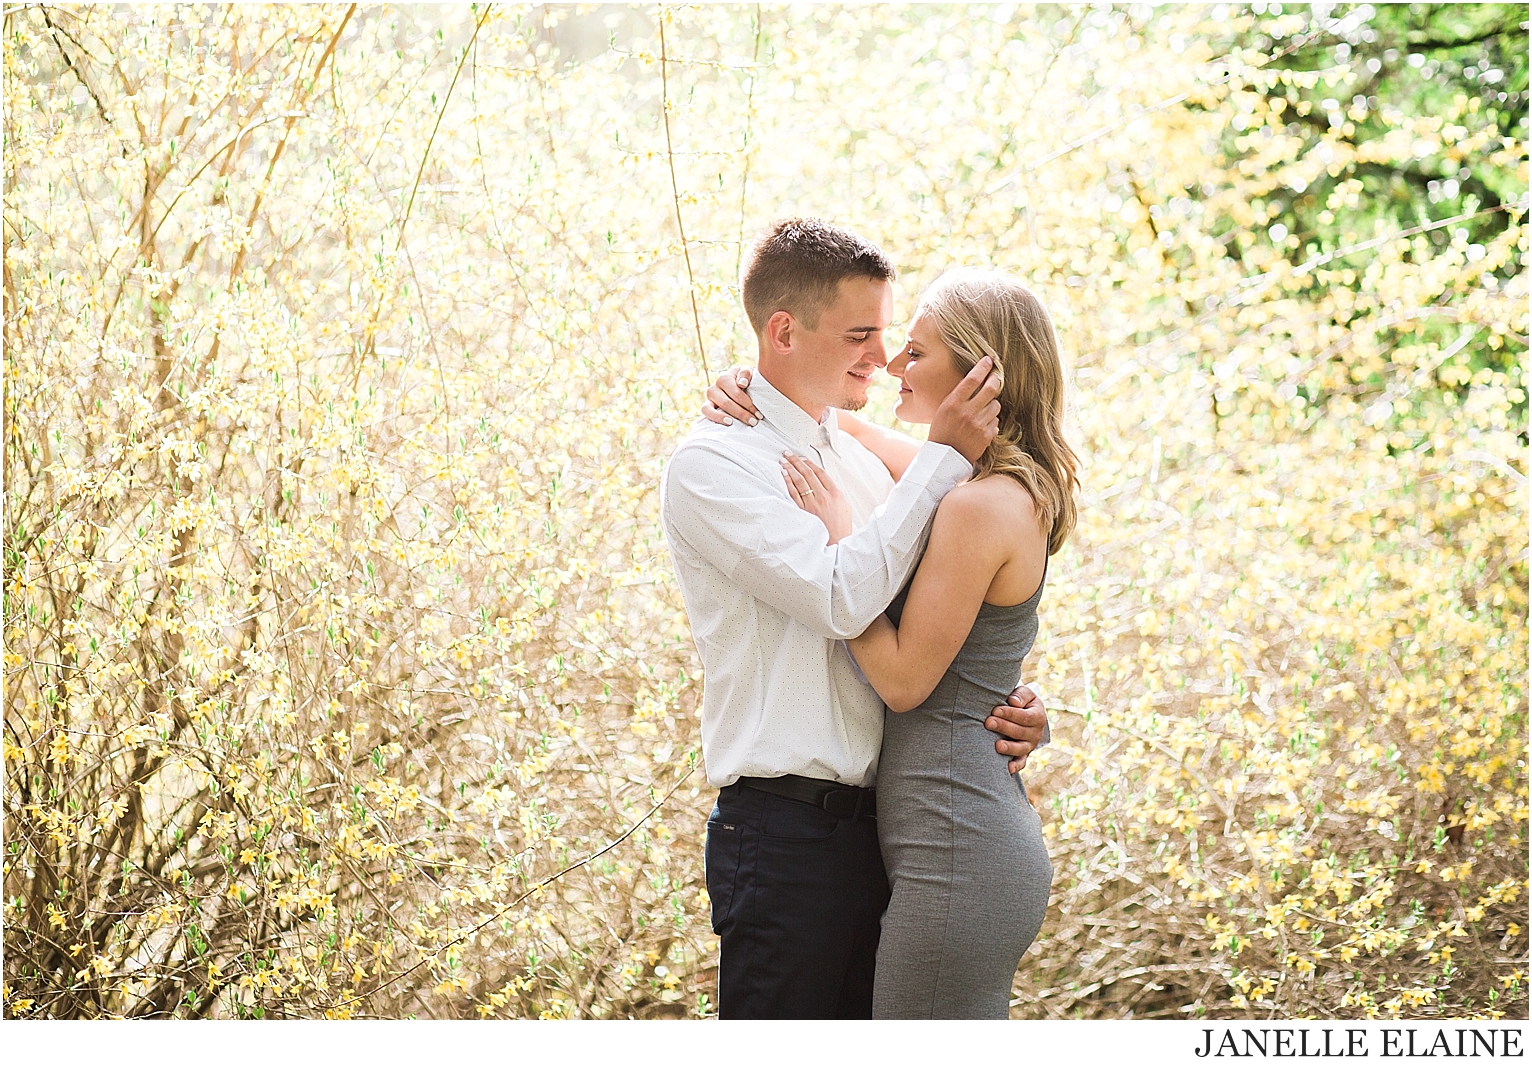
left=706, top=384, right=756, bottom=425
left=784, top=452, right=848, bottom=519
left=709, top=366, right=760, bottom=424
left=781, top=459, right=812, bottom=503
left=702, top=385, right=734, bottom=425
left=781, top=453, right=851, bottom=541
left=790, top=453, right=839, bottom=487
left=787, top=453, right=841, bottom=493
left=785, top=455, right=827, bottom=496
left=784, top=475, right=802, bottom=505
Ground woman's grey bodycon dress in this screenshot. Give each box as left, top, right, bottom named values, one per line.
left=871, top=568, right=1053, bottom=1019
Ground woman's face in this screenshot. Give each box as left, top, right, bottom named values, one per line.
left=887, top=309, right=965, bottom=425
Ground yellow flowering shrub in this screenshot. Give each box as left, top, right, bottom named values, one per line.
left=4, top=4, right=1525, bottom=1019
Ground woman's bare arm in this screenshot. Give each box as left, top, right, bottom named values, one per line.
left=847, top=480, right=1035, bottom=711
left=836, top=411, right=923, bottom=482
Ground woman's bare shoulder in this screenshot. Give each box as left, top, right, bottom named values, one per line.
left=936, top=476, right=1045, bottom=568
left=940, top=474, right=1038, bottom=527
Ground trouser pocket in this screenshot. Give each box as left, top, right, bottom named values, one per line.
left=705, top=810, right=743, bottom=935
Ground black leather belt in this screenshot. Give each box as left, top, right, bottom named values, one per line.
left=738, top=774, right=876, bottom=820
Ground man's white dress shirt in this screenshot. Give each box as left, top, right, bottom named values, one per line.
left=660, top=373, right=972, bottom=788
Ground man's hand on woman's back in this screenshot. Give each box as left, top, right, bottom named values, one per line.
left=987, top=684, right=1048, bottom=773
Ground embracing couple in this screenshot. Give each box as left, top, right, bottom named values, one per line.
left=660, top=219, right=1079, bottom=1019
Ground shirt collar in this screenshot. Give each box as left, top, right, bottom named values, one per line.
left=751, top=372, right=843, bottom=455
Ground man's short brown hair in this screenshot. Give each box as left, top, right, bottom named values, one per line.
left=740, top=218, right=896, bottom=335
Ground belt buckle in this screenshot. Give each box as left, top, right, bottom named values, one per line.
left=821, top=788, right=859, bottom=819
left=822, top=788, right=875, bottom=820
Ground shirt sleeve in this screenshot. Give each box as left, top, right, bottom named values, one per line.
left=661, top=439, right=971, bottom=640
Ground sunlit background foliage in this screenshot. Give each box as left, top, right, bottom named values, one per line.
left=4, top=2, right=1526, bottom=1019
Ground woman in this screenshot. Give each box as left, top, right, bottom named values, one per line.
left=703, top=268, right=1078, bottom=1018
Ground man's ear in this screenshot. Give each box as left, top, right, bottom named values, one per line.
left=765, top=310, right=795, bottom=357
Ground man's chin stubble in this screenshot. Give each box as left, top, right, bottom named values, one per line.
left=840, top=392, right=868, bottom=412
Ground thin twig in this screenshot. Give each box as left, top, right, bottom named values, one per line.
left=1229, top=196, right=1529, bottom=305
left=733, top=4, right=763, bottom=280
left=42, top=7, right=110, bottom=124
left=398, top=4, right=494, bottom=251
left=659, top=8, right=710, bottom=383
left=227, top=4, right=357, bottom=284
left=323, top=754, right=700, bottom=1013
left=985, top=21, right=1338, bottom=196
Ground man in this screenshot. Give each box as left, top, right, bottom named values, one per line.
left=660, top=219, right=1049, bottom=1019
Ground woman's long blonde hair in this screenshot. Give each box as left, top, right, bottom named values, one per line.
left=918, top=269, right=1079, bottom=555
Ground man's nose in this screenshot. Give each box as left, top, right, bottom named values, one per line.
left=865, top=333, right=888, bottom=368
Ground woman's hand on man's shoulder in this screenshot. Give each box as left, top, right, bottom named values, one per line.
left=702, top=366, right=760, bottom=426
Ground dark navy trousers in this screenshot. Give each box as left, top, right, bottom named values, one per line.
left=705, top=782, right=889, bottom=1019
